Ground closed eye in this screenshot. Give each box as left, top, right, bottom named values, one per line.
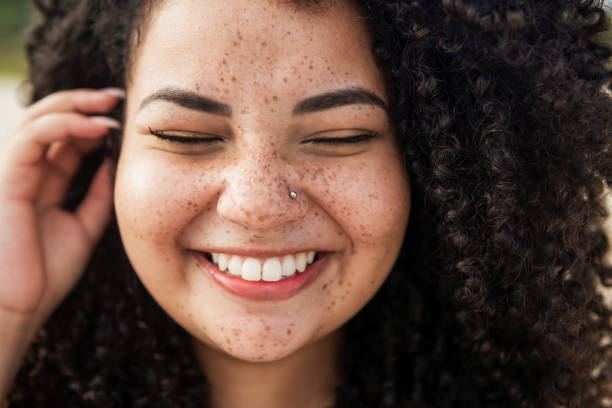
left=149, top=128, right=223, bottom=144
left=303, top=133, right=376, bottom=144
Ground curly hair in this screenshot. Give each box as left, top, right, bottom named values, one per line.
left=7, top=0, right=612, bottom=406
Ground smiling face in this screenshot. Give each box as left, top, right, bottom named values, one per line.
left=114, top=0, right=411, bottom=362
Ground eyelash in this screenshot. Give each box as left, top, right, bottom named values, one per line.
left=149, top=128, right=377, bottom=145
left=149, top=128, right=222, bottom=144
left=305, top=133, right=376, bottom=144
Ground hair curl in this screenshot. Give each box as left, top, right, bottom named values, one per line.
left=7, top=0, right=612, bottom=406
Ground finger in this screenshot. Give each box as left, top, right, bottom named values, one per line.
left=0, top=114, right=118, bottom=201
left=45, top=137, right=99, bottom=164
left=6, top=113, right=118, bottom=166
left=36, top=138, right=105, bottom=209
left=75, top=160, right=113, bottom=243
left=20, top=88, right=125, bottom=124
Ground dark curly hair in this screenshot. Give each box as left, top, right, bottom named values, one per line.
left=7, top=0, right=612, bottom=406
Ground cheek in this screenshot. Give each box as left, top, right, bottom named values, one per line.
left=302, top=157, right=410, bottom=249
left=297, top=154, right=410, bottom=322
left=114, top=154, right=218, bottom=254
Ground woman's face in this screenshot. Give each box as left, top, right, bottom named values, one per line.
left=115, top=0, right=410, bottom=362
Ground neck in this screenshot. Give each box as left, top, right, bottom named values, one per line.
left=192, top=331, right=342, bottom=408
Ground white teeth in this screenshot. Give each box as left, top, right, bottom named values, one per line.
left=262, top=258, right=282, bottom=282
left=228, top=256, right=242, bottom=276
left=218, top=253, right=229, bottom=271
left=208, top=251, right=318, bottom=281
left=295, top=252, right=306, bottom=272
left=241, top=258, right=262, bottom=281
left=281, top=255, right=296, bottom=277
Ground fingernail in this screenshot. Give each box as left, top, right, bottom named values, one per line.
left=99, top=87, right=126, bottom=99
left=89, top=116, right=121, bottom=129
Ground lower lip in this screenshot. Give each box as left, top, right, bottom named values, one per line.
left=192, top=251, right=328, bottom=301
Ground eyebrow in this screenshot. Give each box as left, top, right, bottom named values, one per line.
left=139, top=88, right=232, bottom=116
left=138, top=86, right=387, bottom=117
left=292, top=87, right=388, bottom=115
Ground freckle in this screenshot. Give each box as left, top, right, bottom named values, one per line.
left=265, top=326, right=270, bottom=331
left=228, top=347, right=233, bottom=352
left=308, top=64, right=313, bottom=70
left=287, top=329, right=292, bottom=335
left=314, top=211, right=319, bottom=216
left=220, top=77, right=225, bottom=82
left=322, top=283, right=328, bottom=290
left=272, top=96, right=278, bottom=101
left=195, top=83, right=201, bottom=91
left=222, top=59, right=227, bottom=65
left=231, top=76, right=236, bottom=82
left=264, top=97, right=269, bottom=104
left=283, top=77, right=288, bottom=83
left=338, top=280, right=343, bottom=285
left=370, top=279, right=376, bottom=285
left=261, top=41, right=267, bottom=47
left=233, top=41, right=239, bottom=46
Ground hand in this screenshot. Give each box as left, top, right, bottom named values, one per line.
left=0, top=88, right=123, bottom=329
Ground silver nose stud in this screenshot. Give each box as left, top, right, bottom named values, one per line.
left=289, top=191, right=298, bottom=199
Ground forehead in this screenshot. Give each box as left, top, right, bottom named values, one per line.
left=130, top=0, right=385, bottom=101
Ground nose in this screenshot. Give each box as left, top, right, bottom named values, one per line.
left=216, top=153, right=308, bottom=230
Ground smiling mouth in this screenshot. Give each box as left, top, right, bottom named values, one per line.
left=203, top=251, right=320, bottom=282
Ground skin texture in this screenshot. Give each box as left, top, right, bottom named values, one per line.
left=114, top=0, right=410, bottom=405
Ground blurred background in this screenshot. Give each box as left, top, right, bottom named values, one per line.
left=0, top=0, right=32, bottom=141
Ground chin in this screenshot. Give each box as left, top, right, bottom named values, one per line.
left=222, top=343, right=299, bottom=363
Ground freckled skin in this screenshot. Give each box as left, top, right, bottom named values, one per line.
left=114, top=0, right=410, bottom=364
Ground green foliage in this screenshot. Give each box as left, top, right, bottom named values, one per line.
left=0, top=1, right=30, bottom=35
left=0, top=34, right=27, bottom=77
left=0, top=1, right=31, bottom=77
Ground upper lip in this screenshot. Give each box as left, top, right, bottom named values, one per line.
left=190, top=248, right=323, bottom=259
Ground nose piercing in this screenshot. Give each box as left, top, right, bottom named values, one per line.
left=289, top=191, right=298, bottom=199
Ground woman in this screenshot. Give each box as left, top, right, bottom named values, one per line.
left=1, top=0, right=611, bottom=406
